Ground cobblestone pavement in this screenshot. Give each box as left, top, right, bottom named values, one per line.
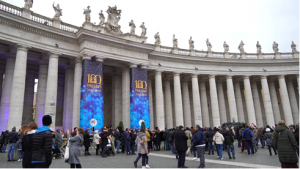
left=0, top=142, right=281, bottom=168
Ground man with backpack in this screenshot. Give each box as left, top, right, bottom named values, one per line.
left=242, top=125, right=254, bottom=155
left=7, top=126, right=19, bottom=161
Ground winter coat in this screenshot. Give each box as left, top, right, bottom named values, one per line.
left=100, top=131, right=109, bottom=146
left=124, top=131, right=131, bottom=142
left=154, top=132, right=161, bottom=144
left=242, top=128, right=253, bottom=141
left=163, top=130, right=170, bottom=141
left=192, top=129, right=205, bottom=146
left=174, top=130, right=188, bottom=151
left=257, top=129, right=264, bottom=140
left=223, top=130, right=234, bottom=145
left=22, top=130, right=36, bottom=168
left=185, top=130, right=192, bottom=148
left=213, top=131, right=224, bottom=144
left=160, top=131, right=165, bottom=141
left=7, top=132, right=19, bottom=144
left=136, top=132, right=147, bottom=154
left=130, top=132, right=137, bottom=144
left=31, top=126, right=53, bottom=166
left=67, top=134, right=84, bottom=164
left=93, top=133, right=100, bottom=145
left=205, top=128, right=214, bottom=142
left=55, top=129, right=63, bottom=147
left=264, top=131, right=273, bottom=146
left=83, top=134, right=90, bottom=148
left=146, top=131, right=150, bottom=142
left=239, top=128, right=245, bottom=141
left=114, top=131, right=120, bottom=141
left=273, top=125, right=298, bottom=164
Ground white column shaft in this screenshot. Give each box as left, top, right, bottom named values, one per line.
left=63, top=68, right=74, bottom=131
left=22, top=73, right=35, bottom=125
left=164, top=80, right=173, bottom=129
left=113, top=75, right=122, bottom=128
left=155, top=71, right=165, bottom=129
left=278, top=75, right=293, bottom=125
left=226, top=76, right=238, bottom=122
left=148, top=78, right=154, bottom=130
left=234, top=82, right=245, bottom=122
left=7, top=47, right=28, bottom=130
left=217, top=82, right=227, bottom=124
left=209, top=75, right=220, bottom=127
left=72, top=57, right=82, bottom=128
left=191, top=75, right=202, bottom=127
left=269, top=81, right=281, bottom=124
left=174, top=73, right=184, bottom=126
left=182, top=81, right=192, bottom=127
left=287, top=80, right=299, bottom=124
left=122, top=68, right=130, bottom=128
left=200, top=82, right=210, bottom=127
left=243, top=76, right=257, bottom=125
left=56, top=76, right=64, bottom=127
left=261, top=76, right=275, bottom=125
left=251, top=82, right=263, bottom=127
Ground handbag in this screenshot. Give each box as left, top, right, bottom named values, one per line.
left=64, top=139, right=70, bottom=163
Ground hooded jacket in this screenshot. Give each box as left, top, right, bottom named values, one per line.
left=136, top=132, right=147, bottom=154
left=22, top=130, right=36, bottom=168
left=31, top=126, right=53, bottom=166
left=55, top=129, right=63, bottom=146
left=242, top=128, right=253, bottom=141
left=205, top=128, right=214, bottom=142
left=213, top=131, right=224, bottom=144
left=273, top=124, right=298, bottom=164
left=223, top=130, right=234, bottom=145
left=192, top=129, right=205, bottom=146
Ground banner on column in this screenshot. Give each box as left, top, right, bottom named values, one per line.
left=130, top=67, right=150, bottom=129
left=80, top=60, right=104, bottom=131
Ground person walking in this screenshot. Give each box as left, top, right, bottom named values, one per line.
left=192, top=125, right=205, bottom=168
left=31, top=115, right=53, bottom=168
left=242, top=125, right=254, bottom=156
left=239, top=125, right=247, bottom=153
left=67, top=128, right=84, bottom=168
left=7, top=126, right=19, bottom=162
left=205, top=127, right=214, bottom=155
left=213, top=128, right=224, bottom=159
left=175, top=125, right=188, bottom=168
left=257, top=127, right=265, bottom=148
left=93, top=130, right=100, bottom=155
left=264, top=128, right=277, bottom=156
left=22, top=122, right=38, bottom=168
left=223, top=127, right=235, bottom=159
left=185, top=127, right=192, bottom=156
left=124, top=128, right=131, bottom=155
left=100, top=128, right=109, bottom=158
left=134, top=129, right=150, bottom=168
left=83, top=130, right=91, bottom=155
left=273, top=120, right=298, bottom=168
left=114, top=129, right=120, bottom=153
left=154, top=128, right=161, bottom=151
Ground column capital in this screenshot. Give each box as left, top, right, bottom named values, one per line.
left=173, top=72, right=180, bottom=77
left=191, top=74, right=199, bottom=78
left=278, top=75, right=286, bottom=79
left=243, top=75, right=250, bottom=79
left=129, top=63, right=138, bottom=68
left=48, top=51, right=61, bottom=59
left=155, top=70, right=162, bottom=75
left=261, top=75, right=268, bottom=79
left=208, top=74, right=215, bottom=79
left=81, top=54, right=91, bottom=60
left=95, top=56, right=106, bottom=62
left=75, top=56, right=82, bottom=64
left=140, top=64, right=149, bottom=69
left=16, top=44, right=31, bottom=52
left=226, top=75, right=233, bottom=79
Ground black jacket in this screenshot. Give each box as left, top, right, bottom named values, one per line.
left=154, top=132, right=161, bottom=143
left=163, top=130, right=170, bottom=141
left=174, top=130, right=188, bottom=151
left=31, top=127, right=53, bottom=166
left=205, top=129, right=214, bottom=142
left=22, top=131, right=36, bottom=168
left=130, top=132, right=137, bottom=144
left=7, top=132, right=19, bottom=144
left=83, top=134, right=90, bottom=148
left=223, top=130, right=234, bottom=145
left=114, top=132, right=120, bottom=140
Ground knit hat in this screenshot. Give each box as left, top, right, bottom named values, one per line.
left=12, top=126, right=16, bottom=131
left=266, top=128, right=270, bottom=132
left=42, top=115, right=52, bottom=126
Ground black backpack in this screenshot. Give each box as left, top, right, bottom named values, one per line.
left=8, top=133, right=15, bottom=143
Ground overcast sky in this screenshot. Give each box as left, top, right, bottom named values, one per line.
left=6, top=0, right=300, bottom=53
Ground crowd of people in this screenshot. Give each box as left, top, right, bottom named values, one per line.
left=0, top=115, right=299, bottom=168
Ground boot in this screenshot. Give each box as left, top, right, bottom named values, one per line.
left=134, top=160, right=137, bottom=168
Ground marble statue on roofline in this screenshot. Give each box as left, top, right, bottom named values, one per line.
left=173, top=34, right=178, bottom=48
left=273, top=41, right=279, bottom=53
left=24, top=0, right=33, bottom=10
left=140, top=22, right=147, bottom=37
left=291, top=41, right=298, bottom=53
left=256, top=41, right=262, bottom=53
left=99, top=10, right=105, bottom=26
left=129, top=20, right=136, bottom=35
left=223, top=41, right=229, bottom=52
left=238, top=41, right=245, bottom=53
left=105, top=5, right=122, bottom=34
left=206, top=39, right=212, bottom=51
left=154, top=32, right=161, bottom=46
left=83, top=6, right=91, bottom=22
left=189, top=37, right=194, bottom=50
left=53, top=2, right=62, bottom=19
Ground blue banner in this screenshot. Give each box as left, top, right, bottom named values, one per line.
left=80, top=60, right=104, bottom=131
left=130, top=68, right=150, bottom=129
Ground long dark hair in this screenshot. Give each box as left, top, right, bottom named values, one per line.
left=84, top=130, right=89, bottom=136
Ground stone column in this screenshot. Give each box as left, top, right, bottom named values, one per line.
left=261, top=76, right=275, bottom=125
left=35, top=61, right=48, bottom=127
left=72, top=56, right=82, bottom=129
left=243, top=76, right=257, bottom=125
left=63, top=66, right=74, bottom=131
left=191, top=74, right=202, bottom=127
left=113, top=72, right=122, bottom=128
left=56, top=74, right=64, bottom=127
left=148, top=78, right=154, bottom=130
left=278, top=75, right=293, bottom=125
left=200, top=82, right=210, bottom=127
left=22, top=71, right=35, bottom=126
left=217, top=81, right=227, bottom=124
left=164, top=80, right=173, bottom=129
left=0, top=69, right=4, bottom=102
left=234, top=82, right=245, bottom=122
left=268, top=80, right=281, bottom=124
left=44, top=52, right=60, bottom=131
left=155, top=71, right=165, bottom=129
left=7, top=45, right=30, bottom=130
left=226, top=75, right=238, bottom=122
left=174, top=73, right=184, bottom=126
left=209, top=75, right=220, bottom=127
left=0, top=55, right=15, bottom=132
left=287, top=79, right=299, bottom=124
left=182, top=81, right=192, bottom=127
left=122, top=66, right=130, bottom=128
left=251, top=82, right=263, bottom=127
left=297, top=75, right=299, bottom=88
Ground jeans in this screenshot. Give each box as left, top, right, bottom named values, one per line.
left=260, top=139, right=265, bottom=148
left=267, top=146, right=277, bottom=155
left=96, top=144, right=100, bottom=154
left=216, top=144, right=223, bottom=159
left=141, top=154, right=148, bottom=166
left=102, top=145, right=107, bottom=157
left=177, top=150, right=186, bottom=167
left=165, top=140, right=169, bottom=150
left=245, top=140, right=254, bottom=155
left=196, top=146, right=205, bottom=168
left=125, top=141, right=131, bottom=154
left=116, top=140, right=120, bottom=153
left=238, top=140, right=241, bottom=147
left=7, top=143, right=16, bottom=160
left=1, top=144, right=6, bottom=152
left=131, top=143, right=135, bottom=153
left=18, top=150, right=23, bottom=160
left=227, top=145, right=235, bottom=158
left=136, top=153, right=142, bottom=162
left=207, top=142, right=214, bottom=154
left=172, top=142, right=176, bottom=154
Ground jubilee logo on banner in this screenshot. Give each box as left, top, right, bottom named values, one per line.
left=130, top=67, right=150, bottom=129
left=80, top=60, right=104, bottom=131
